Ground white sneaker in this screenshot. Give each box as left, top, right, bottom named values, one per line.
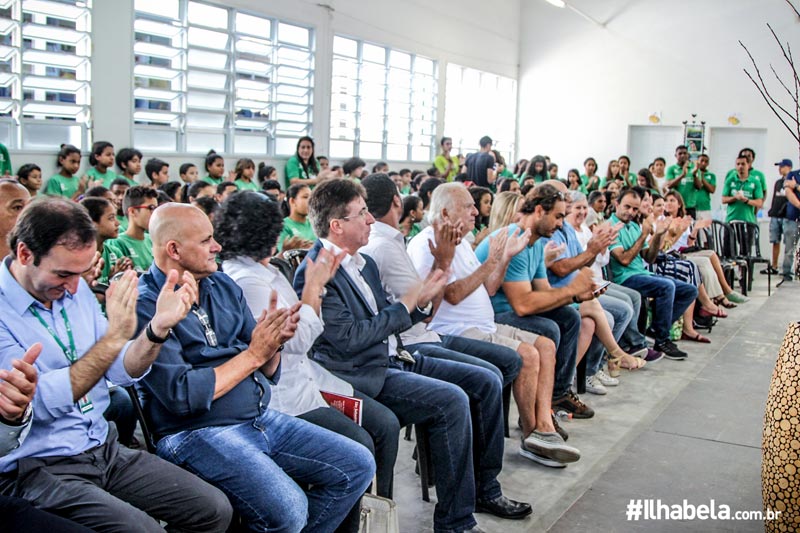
left=595, top=368, right=619, bottom=387
left=585, top=374, right=608, bottom=395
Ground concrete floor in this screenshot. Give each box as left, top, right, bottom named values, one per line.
left=393, top=275, right=791, bottom=532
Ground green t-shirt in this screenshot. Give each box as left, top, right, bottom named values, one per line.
left=608, top=213, right=651, bottom=285
left=100, top=240, right=123, bottom=284
left=723, top=175, right=763, bottom=224
left=407, top=223, right=421, bottom=241
left=499, top=168, right=515, bottom=179
left=201, top=175, right=223, bottom=186
left=434, top=154, right=459, bottom=182
left=235, top=179, right=260, bottom=191
left=277, top=217, right=316, bottom=251
left=88, top=167, right=122, bottom=189
left=624, top=172, right=637, bottom=187
left=725, top=168, right=766, bottom=199
left=285, top=155, right=316, bottom=183
left=694, top=171, right=716, bottom=211
left=117, top=215, right=128, bottom=234
left=0, top=143, right=10, bottom=175
left=45, top=174, right=81, bottom=199
left=108, top=233, right=154, bottom=272
left=666, top=163, right=697, bottom=208
left=581, top=174, right=600, bottom=191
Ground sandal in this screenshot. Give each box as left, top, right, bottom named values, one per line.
left=681, top=332, right=711, bottom=343
left=713, top=297, right=737, bottom=309
left=608, top=353, right=646, bottom=376
left=699, top=307, right=728, bottom=318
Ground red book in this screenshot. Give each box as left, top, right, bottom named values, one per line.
left=320, top=391, right=363, bottom=426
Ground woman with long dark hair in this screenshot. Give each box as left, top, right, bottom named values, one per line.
left=286, top=136, right=320, bottom=187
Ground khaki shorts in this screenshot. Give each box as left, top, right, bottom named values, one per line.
left=459, top=323, right=539, bottom=352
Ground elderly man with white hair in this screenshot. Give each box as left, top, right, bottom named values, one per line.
left=407, top=182, right=580, bottom=468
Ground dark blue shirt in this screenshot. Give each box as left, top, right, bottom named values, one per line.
left=135, top=265, right=278, bottom=438
left=787, top=170, right=800, bottom=221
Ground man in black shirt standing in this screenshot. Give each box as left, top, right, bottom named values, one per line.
left=466, top=136, right=497, bottom=188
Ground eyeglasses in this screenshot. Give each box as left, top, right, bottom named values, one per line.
left=192, top=305, right=218, bottom=347
left=131, top=204, right=157, bottom=211
left=341, top=207, right=370, bottom=221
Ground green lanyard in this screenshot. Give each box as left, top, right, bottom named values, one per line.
left=29, top=305, right=77, bottom=364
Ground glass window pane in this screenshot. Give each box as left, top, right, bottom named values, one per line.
left=187, top=27, right=228, bottom=49
left=134, top=127, right=178, bottom=151
left=330, top=139, right=353, bottom=159
left=278, top=23, right=308, bottom=47
left=275, top=136, right=299, bottom=155
left=359, top=141, right=382, bottom=160
left=187, top=91, right=226, bottom=110
left=186, top=131, right=225, bottom=153
left=135, top=0, right=179, bottom=19
left=234, top=134, right=267, bottom=154
left=363, top=43, right=385, bottom=64
left=235, top=13, right=270, bottom=37
left=22, top=122, right=81, bottom=149
left=389, top=51, right=410, bottom=70
left=188, top=2, right=228, bottom=29
left=333, top=36, right=357, bottom=58
left=188, top=70, right=228, bottom=90
left=386, top=143, right=407, bottom=161
left=188, top=48, right=227, bottom=70
left=186, top=111, right=226, bottom=129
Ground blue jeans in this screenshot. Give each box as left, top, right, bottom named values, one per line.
left=375, top=354, right=503, bottom=533
left=621, top=274, right=698, bottom=343
left=408, top=335, right=522, bottom=387
left=156, top=409, right=375, bottom=533
left=495, top=305, right=581, bottom=398
left=606, top=283, right=647, bottom=350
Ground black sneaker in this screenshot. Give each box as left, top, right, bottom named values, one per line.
left=761, top=266, right=779, bottom=275
left=552, top=390, right=595, bottom=419
left=654, top=339, right=688, bottom=360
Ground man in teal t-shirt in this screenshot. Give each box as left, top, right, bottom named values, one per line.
left=665, top=145, right=697, bottom=215
left=107, top=186, right=157, bottom=272
left=608, top=189, right=696, bottom=359
left=722, top=156, right=764, bottom=224
left=474, top=184, right=597, bottom=419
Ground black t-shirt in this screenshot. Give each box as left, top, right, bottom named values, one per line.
left=769, top=177, right=788, bottom=218
left=466, top=151, right=494, bottom=187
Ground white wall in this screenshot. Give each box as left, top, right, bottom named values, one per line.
left=517, top=0, right=800, bottom=191
left=13, top=0, right=520, bottom=185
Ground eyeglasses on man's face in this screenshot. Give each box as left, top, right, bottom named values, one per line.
left=131, top=204, right=157, bottom=211
left=340, top=207, right=370, bottom=221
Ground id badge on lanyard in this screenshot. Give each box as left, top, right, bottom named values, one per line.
left=29, top=305, right=94, bottom=414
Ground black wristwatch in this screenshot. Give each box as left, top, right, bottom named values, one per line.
left=572, top=295, right=581, bottom=304
left=146, top=322, right=171, bottom=344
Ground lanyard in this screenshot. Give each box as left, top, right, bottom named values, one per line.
left=29, top=305, right=77, bottom=364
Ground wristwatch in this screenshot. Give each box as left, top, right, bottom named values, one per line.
left=146, top=322, right=172, bottom=344
left=416, top=302, right=433, bottom=315
left=572, top=295, right=581, bottom=304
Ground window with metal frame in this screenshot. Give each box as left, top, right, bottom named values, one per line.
left=0, top=0, right=91, bottom=150
left=444, top=63, right=516, bottom=167
left=133, top=0, right=314, bottom=155
left=330, top=35, right=437, bottom=163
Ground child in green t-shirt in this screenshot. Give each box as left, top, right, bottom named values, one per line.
left=44, top=144, right=85, bottom=200
left=17, top=164, right=42, bottom=197
left=277, top=183, right=316, bottom=251
left=234, top=158, right=259, bottom=191
left=116, top=148, right=142, bottom=186
left=87, top=141, right=119, bottom=188
left=202, top=150, right=227, bottom=186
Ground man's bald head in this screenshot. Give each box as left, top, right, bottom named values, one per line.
left=0, top=179, right=31, bottom=258
left=150, top=203, right=208, bottom=247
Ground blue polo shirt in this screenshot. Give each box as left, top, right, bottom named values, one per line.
left=544, top=221, right=584, bottom=288
left=135, top=265, right=279, bottom=438
left=475, top=224, right=546, bottom=314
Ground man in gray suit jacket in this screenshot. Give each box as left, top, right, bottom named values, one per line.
left=294, top=179, right=531, bottom=533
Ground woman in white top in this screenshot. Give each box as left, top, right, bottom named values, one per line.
left=662, top=190, right=748, bottom=310
left=215, top=191, right=399, bottom=502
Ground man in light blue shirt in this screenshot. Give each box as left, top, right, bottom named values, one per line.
left=0, top=197, right=232, bottom=532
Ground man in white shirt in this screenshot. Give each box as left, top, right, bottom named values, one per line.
left=361, top=174, right=520, bottom=389
left=407, top=182, right=580, bottom=467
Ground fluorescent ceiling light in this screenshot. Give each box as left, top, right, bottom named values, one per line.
left=545, top=0, right=566, bottom=7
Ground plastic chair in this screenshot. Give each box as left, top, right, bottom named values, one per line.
left=710, top=220, right=749, bottom=295
left=729, top=221, right=771, bottom=296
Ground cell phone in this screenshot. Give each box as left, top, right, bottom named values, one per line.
left=593, top=280, right=611, bottom=295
